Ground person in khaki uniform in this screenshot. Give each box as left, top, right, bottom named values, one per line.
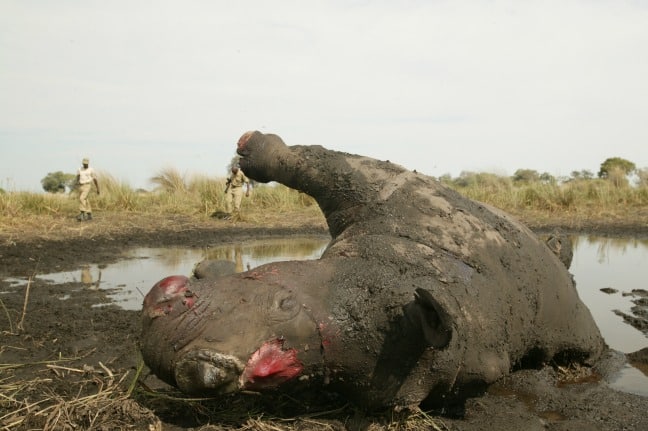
left=75, top=158, right=100, bottom=221
left=224, top=165, right=250, bottom=220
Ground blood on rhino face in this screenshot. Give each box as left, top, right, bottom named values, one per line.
left=140, top=261, right=333, bottom=395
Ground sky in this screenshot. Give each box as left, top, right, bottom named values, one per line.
left=1, top=0, right=647, bottom=192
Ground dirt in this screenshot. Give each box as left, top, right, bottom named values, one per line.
left=1, top=212, right=647, bottom=430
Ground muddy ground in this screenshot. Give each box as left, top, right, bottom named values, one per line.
left=1, top=212, right=647, bottom=430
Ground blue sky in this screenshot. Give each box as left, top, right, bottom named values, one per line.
left=1, top=0, right=647, bottom=191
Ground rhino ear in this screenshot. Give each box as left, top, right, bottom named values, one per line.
left=410, top=288, right=452, bottom=348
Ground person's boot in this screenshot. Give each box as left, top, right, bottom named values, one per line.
left=76, top=212, right=85, bottom=221
left=86, top=213, right=92, bottom=220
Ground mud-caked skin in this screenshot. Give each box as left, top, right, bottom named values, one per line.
left=141, top=131, right=605, bottom=410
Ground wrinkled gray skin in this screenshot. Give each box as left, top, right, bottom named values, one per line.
left=141, top=131, right=605, bottom=410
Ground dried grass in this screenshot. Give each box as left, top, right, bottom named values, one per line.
left=0, top=359, right=160, bottom=431
left=1, top=348, right=449, bottom=431
left=0, top=206, right=327, bottom=249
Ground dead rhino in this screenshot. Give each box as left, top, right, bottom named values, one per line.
left=140, top=131, right=605, bottom=409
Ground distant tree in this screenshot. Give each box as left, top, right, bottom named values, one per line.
left=41, top=171, right=76, bottom=193
left=438, top=173, right=453, bottom=185
left=512, top=169, right=540, bottom=183
left=598, top=157, right=636, bottom=179
left=453, top=171, right=511, bottom=189
left=539, top=172, right=556, bottom=184
left=581, top=170, right=594, bottom=179
left=454, top=171, right=478, bottom=187
left=570, top=170, right=594, bottom=181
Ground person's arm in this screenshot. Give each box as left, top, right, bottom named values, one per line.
left=93, top=174, right=100, bottom=194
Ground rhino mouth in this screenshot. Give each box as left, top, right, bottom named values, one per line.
left=174, top=349, right=245, bottom=394
left=172, top=339, right=304, bottom=395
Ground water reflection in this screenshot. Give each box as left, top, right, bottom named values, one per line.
left=570, top=235, right=648, bottom=353
left=80, top=265, right=102, bottom=290
left=4, top=237, right=330, bottom=311
left=571, top=235, right=648, bottom=265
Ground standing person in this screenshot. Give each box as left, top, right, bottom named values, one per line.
left=224, top=164, right=250, bottom=220
left=75, top=157, right=100, bottom=221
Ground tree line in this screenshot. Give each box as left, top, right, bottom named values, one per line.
left=440, top=157, right=646, bottom=188
left=37, top=156, right=646, bottom=194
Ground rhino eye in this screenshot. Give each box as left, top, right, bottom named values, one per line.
left=272, top=290, right=300, bottom=319
left=279, top=297, right=297, bottom=311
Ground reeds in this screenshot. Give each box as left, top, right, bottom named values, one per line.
left=0, top=191, right=74, bottom=217
left=1, top=169, right=646, bottom=224
left=445, top=175, right=648, bottom=214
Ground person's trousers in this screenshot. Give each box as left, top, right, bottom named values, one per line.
left=225, top=187, right=244, bottom=214
left=79, top=183, right=92, bottom=213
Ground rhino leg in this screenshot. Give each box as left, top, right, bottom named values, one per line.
left=237, top=130, right=404, bottom=238
left=544, top=231, right=574, bottom=269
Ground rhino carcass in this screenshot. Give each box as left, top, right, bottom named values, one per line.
left=140, top=131, right=604, bottom=409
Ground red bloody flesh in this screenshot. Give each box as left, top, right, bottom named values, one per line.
left=143, top=275, right=196, bottom=317
left=240, top=338, right=303, bottom=390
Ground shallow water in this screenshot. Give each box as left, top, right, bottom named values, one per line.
left=568, top=235, right=648, bottom=396
left=569, top=235, right=648, bottom=354
left=3, top=234, right=647, bottom=395
left=4, top=236, right=330, bottom=311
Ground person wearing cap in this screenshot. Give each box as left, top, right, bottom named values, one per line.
left=75, top=157, right=100, bottom=221
left=224, top=164, right=250, bottom=220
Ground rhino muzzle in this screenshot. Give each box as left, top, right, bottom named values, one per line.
left=173, top=349, right=245, bottom=394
